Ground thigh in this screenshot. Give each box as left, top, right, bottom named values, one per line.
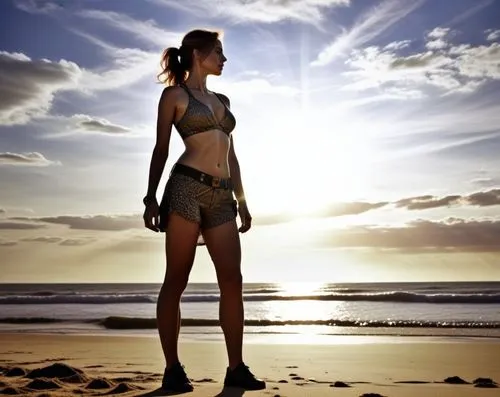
left=202, top=220, right=242, bottom=283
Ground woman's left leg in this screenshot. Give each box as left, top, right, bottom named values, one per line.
left=202, top=218, right=266, bottom=390
left=202, top=219, right=243, bottom=368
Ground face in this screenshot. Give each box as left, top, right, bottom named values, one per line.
left=197, top=40, right=227, bottom=76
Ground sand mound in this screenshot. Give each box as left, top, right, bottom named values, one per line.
left=5, top=367, right=26, bottom=377
left=473, top=377, right=498, bottom=388
left=24, top=378, right=62, bottom=390
left=26, top=362, right=83, bottom=379
left=104, top=382, right=139, bottom=394
left=59, top=372, right=90, bottom=384
left=444, top=376, right=469, bottom=384
left=85, top=377, right=114, bottom=389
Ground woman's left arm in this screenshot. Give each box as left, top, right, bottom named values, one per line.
left=229, top=135, right=252, bottom=233
left=219, top=92, right=252, bottom=233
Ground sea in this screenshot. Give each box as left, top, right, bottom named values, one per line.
left=1, top=282, right=499, bottom=342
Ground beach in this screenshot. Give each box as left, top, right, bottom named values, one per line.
left=1, top=333, right=499, bottom=396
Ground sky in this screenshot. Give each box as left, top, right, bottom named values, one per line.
left=1, top=0, right=500, bottom=284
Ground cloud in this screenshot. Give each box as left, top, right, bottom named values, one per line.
left=320, top=218, right=500, bottom=252
left=320, top=201, right=388, bottom=217
left=0, top=52, right=81, bottom=125
left=21, top=236, right=63, bottom=243
left=425, top=27, right=451, bottom=50
left=453, top=42, right=500, bottom=79
left=13, top=0, right=62, bottom=14
left=36, top=214, right=143, bottom=231
left=19, top=235, right=95, bottom=246
left=470, top=177, right=500, bottom=188
left=466, top=189, right=500, bottom=206
left=150, top=0, right=350, bottom=24
left=395, top=188, right=500, bottom=210
left=254, top=201, right=388, bottom=225
left=77, top=9, right=182, bottom=48
left=341, top=35, right=500, bottom=96
left=0, top=152, right=60, bottom=166
left=486, top=29, right=500, bottom=41
left=311, top=0, right=425, bottom=66
left=395, top=195, right=462, bottom=210
left=71, top=114, right=131, bottom=135
left=59, top=237, right=97, bottom=246
left=70, top=31, right=159, bottom=92
left=0, top=239, right=17, bottom=247
left=0, top=221, right=46, bottom=230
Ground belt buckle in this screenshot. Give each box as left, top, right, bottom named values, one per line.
left=212, top=177, right=221, bottom=188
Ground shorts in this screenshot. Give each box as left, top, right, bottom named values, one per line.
left=158, top=163, right=238, bottom=238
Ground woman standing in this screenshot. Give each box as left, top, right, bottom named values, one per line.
left=142, top=29, right=265, bottom=392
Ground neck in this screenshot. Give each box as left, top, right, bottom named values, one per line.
left=184, top=70, right=208, bottom=93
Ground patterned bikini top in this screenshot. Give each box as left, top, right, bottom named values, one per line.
left=174, top=83, right=236, bottom=140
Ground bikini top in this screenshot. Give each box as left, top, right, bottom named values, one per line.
left=174, top=83, right=236, bottom=140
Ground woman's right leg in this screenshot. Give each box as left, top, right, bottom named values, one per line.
left=157, top=213, right=200, bottom=369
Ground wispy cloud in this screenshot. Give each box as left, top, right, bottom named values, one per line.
left=150, top=0, right=350, bottom=24
left=71, top=30, right=159, bottom=92
left=311, top=0, right=425, bottom=66
left=34, top=214, right=143, bottom=231
left=77, top=9, right=182, bottom=48
left=486, top=29, right=500, bottom=41
left=0, top=152, right=60, bottom=166
left=13, top=0, right=62, bottom=14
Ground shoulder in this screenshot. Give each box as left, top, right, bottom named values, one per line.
left=160, top=86, right=187, bottom=103
left=215, top=92, right=230, bottom=108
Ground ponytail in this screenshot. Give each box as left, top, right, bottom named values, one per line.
left=157, top=47, right=188, bottom=86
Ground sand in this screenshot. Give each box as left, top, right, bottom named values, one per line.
left=1, top=332, right=499, bottom=396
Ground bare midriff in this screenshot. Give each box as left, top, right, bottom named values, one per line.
left=177, top=128, right=231, bottom=178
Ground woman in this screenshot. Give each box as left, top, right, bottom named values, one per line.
left=142, top=29, right=265, bottom=392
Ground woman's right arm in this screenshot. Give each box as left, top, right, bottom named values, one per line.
left=143, top=87, right=177, bottom=231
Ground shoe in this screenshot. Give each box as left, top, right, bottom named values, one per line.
left=224, top=362, right=266, bottom=390
left=161, top=362, right=194, bottom=392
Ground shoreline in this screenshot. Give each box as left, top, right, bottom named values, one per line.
left=1, top=332, right=500, bottom=396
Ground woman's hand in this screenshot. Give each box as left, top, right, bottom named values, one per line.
left=143, top=200, right=160, bottom=232
left=238, top=201, right=252, bottom=233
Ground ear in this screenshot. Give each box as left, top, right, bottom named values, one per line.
left=193, top=49, right=201, bottom=62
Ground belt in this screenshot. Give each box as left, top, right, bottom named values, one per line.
left=172, top=163, right=233, bottom=190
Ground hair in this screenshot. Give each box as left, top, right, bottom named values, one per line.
left=158, top=29, right=221, bottom=86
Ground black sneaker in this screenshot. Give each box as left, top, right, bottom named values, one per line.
left=161, top=362, right=193, bottom=393
left=224, top=362, right=266, bottom=390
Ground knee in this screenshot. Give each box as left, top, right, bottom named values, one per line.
left=218, top=271, right=243, bottom=292
left=162, top=272, right=190, bottom=296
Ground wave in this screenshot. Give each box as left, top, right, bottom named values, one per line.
left=1, top=316, right=499, bottom=329
left=1, top=291, right=500, bottom=304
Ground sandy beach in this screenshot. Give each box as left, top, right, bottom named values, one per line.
left=1, top=333, right=499, bottom=396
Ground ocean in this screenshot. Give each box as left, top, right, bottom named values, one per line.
left=1, top=282, right=499, bottom=341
